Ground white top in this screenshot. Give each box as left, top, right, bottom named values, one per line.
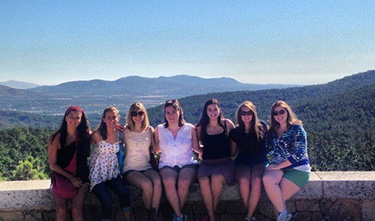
left=157, top=123, right=198, bottom=169
left=122, top=128, right=153, bottom=173
left=89, top=140, right=121, bottom=191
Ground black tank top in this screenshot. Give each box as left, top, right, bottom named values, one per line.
left=56, top=140, right=90, bottom=183
left=202, top=126, right=231, bottom=160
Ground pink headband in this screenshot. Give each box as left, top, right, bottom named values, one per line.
left=65, top=106, right=84, bottom=116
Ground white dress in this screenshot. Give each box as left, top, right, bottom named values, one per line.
left=89, top=140, right=121, bottom=191
left=157, top=123, right=198, bottom=169
left=122, top=128, right=153, bottom=173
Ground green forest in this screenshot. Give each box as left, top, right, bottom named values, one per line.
left=0, top=71, right=375, bottom=180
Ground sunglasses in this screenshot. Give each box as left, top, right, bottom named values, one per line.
left=240, top=111, right=253, bottom=116
left=273, top=109, right=286, bottom=116
left=131, top=111, right=144, bottom=117
left=165, top=99, right=177, bottom=104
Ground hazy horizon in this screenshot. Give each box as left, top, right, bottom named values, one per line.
left=1, top=1, right=374, bottom=85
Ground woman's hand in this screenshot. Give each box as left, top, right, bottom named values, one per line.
left=115, top=124, right=125, bottom=131
left=266, top=163, right=281, bottom=171
left=70, top=176, right=82, bottom=188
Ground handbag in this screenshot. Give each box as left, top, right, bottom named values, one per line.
left=148, top=126, right=159, bottom=171
left=51, top=146, right=78, bottom=199
left=117, top=130, right=125, bottom=172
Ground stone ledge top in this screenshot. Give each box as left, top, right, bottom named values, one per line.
left=1, top=171, right=375, bottom=211
left=2, top=171, right=375, bottom=192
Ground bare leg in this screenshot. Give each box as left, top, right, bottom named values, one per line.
left=235, top=165, right=251, bottom=208
left=246, top=164, right=265, bottom=218
left=160, top=167, right=182, bottom=216
left=177, top=167, right=196, bottom=209
left=199, top=176, right=215, bottom=220
left=126, top=171, right=154, bottom=209
left=262, top=169, right=285, bottom=212
left=71, top=183, right=88, bottom=221
left=211, top=173, right=225, bottom=212
left=280, top=178, right=300, bottom=201
left=144, top=169, right=163, bottom=213
left=53, top=192, right=68, bottom=221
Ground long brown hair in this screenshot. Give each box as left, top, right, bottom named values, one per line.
left=97, top=106, right=119, bottom=140
left=268, top=100, right=302, bottom=134
left=50, top=106, right=90, bottom=148
left=196, top=99, right=224, bottom=139
left=235, top=101, right=264, bottom=141
left=163, top=99, right=185, bottom=128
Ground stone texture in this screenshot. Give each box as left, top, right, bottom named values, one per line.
left=0, top=211, right=24, bottom=221
left=362, top=199, right=375, bottom=221
left=296, top=199, right=320, bottom=212
left=292, top=211, right=311, bottom=221
left=325, top=199, right=361, bottom=221
left=312, top=212, right=327, bottom=221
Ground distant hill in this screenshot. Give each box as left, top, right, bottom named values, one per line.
left=29, top=75, right=297, bottom=97
left=0, top=80, right=40, bottom=89
left=0, top=75, right=297, bottom=114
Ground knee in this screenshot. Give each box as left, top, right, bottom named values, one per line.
left=162, top=178, right=176, bottom=189
left=141, top=179, right=153, bottom=192
left=237, top=176, right=250, bottom=186
left=211, top=174, right=224, bottom=185
left=262, top=173, right=275, bottom=185
left=178, top=179, right=191, bottom=192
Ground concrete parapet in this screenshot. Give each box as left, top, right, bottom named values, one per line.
left=1, top=171, right=375, bottom=220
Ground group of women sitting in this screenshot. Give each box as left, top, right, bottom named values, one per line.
left=48, top=99, right=310, bottom=221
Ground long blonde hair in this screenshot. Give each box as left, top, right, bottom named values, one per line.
left=126, top=102, right=149, bottom=131
left=268, top=100, right=302, bottom=133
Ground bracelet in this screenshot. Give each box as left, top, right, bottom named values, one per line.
left=68, top=175, right=74, bottom=180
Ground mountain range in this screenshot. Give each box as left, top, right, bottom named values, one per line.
left=0, top=80, right=40, bottom=89
left=0, top=75, right=297, bottom=114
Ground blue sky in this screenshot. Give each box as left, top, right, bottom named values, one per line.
left=1, top=1, right=374, bottom=85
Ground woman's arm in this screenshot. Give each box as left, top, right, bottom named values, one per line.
left=154, top=127, right=161, bottom=154
left=288, top=125, right=309, bottom=164
left=191, top=125, right=202, bottom=155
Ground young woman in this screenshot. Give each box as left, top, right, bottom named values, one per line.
left=89, top=106, right=132, bottom=221
left=229, top=101, right=268, bottom=221
left=154, top=99, right=201, bottom=221
left=262, top=101, right=311, bottom=221
left=122, top=102, right=162, bottom=220
left=196, top=99, right=235, bottom=221
left=48, top=106, right=91, bottom=221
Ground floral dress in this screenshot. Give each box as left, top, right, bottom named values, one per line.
left=89, top=140, right=121, bottom=191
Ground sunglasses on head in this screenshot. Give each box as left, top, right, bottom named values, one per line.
left=131, top=111, right=144, bottom=117
left=273, top=109, right=286, bottom=116
left=240, top=111, right=253, bottom=116
left=165, top=99, right=177, bottom=104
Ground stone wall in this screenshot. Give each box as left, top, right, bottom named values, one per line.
left=1, top=171, right=375, bottom=221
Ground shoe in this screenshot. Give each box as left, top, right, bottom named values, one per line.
left=277, top=211, right=292, bottom=221
left=173, top=214, right=187, bottom=221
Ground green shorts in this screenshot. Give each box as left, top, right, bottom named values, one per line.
left=282, top=168, right=310, bottom=188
